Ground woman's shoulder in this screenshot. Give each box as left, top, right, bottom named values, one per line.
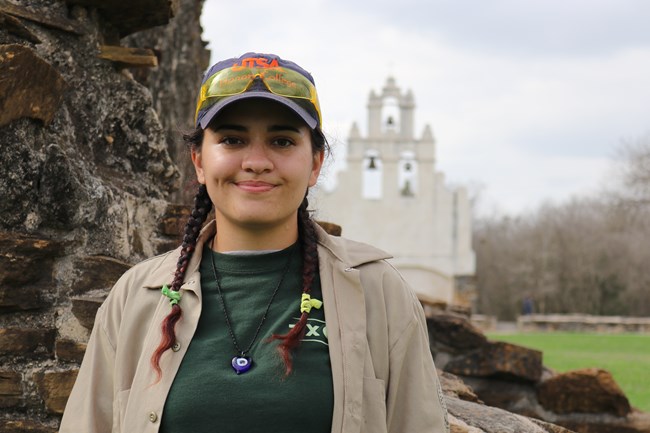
left=316, top=227, right=418, bottom=307
left=320, top=232, right=424, bottom=348
left=315, top=225, right=392, bottom=267
left=100, top=247, right=181, bottom=312
left=114, top=247, right=180, bottom=288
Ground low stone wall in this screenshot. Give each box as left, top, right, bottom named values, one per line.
left=518, top=314, right=650, bottom=333
left=469, top=314, right=498, bottom=332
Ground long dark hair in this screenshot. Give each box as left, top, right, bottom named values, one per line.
left=151, top=125, right=329, bottom=378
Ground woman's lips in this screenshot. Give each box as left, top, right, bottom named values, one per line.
left=235, top=180, right=277, bottom=193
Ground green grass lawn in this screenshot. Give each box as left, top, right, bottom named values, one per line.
left=486, top=332, right=650, bottom=412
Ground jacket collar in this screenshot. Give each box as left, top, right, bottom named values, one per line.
left=314, top=223, right=392, bottom=267
left=142, top=220, right=391, bottom=291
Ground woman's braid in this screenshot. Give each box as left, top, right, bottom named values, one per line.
left=151, top=184, right=212, bottom=379
left=269, top=196, right=320, bottom=375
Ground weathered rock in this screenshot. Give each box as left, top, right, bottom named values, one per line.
left=0, top=232, right=60, bottom=284
left=427, top=313, right=488, bottom=353
left=448, top=414, right=486, bottom=433
left=0, top=232, right=60, bottom=310
left=0, top=44, right=66, bottom=126
left=69, top=255, right=131, bottom=295
left=316, top=221, right=342, bottom=236
left=71, top=292, right=107, bottom=329
left=551, top=410, right=650, bottom=433
left=438, top=370, right=482, bottom=403
left=0, top=12, right=41, bottom=43
left=529, top=418, right=579, bottom=433
left=154, top=203, right=190, bottom=253
left=457, top=372, right=650, bottom=433
left=124, top=0, right=209, bottom=204
left=98, top=45, right=158, bottom=67
left=0, top=328, right=56, bottom=357
left=65, top=0, right=178, bottom=37
left=0, top=419, right=57, bottom=433
left=445, top=340, right=543, bottom=382
left=0, top=285, right=49, bottom=311
left=33, top=370, right=78, bottom=415
left=0, top=371, right=22, bottom=408
left=55, top=339, right=87, bottom=363
left=538, top=368, right=631, bottom=417
left=446, top=396, right=574, bottom=433
left=448, top=304, right=473, bottom=318
left=0, top=1, right=85, bottom=35
left=459, top=375, right=543, bottom=418
left=158, top=203, right=191, bottom=237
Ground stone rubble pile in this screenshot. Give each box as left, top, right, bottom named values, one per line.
left=430, top=310, right=650, bottom=433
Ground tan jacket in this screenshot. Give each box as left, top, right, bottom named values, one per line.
left=60, top=221, right=449, bottom=433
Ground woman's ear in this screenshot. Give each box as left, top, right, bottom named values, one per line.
left=308, top=150, right=325, bottom=187
left=191, top=149, right=206, bottom=185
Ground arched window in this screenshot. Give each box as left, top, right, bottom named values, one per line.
left=362, top=150, right=383, bottom=200
left=381, top=96, right=400, bottom=134
left=398, top=151, right=418, bottom=197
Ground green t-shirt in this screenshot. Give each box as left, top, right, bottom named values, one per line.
left=160, top=243, right=334, bottom=433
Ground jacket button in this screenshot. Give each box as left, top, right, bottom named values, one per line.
left=172, top=342, right=181, bottom=352
left=148, top=412, right=158, bottom=423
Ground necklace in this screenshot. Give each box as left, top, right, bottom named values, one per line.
left=209, top=237, right=293, bottom=375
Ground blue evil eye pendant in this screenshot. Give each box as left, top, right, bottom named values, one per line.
left=231, top=356, right=252, bottom=374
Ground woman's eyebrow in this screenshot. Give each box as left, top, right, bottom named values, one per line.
left=213, top=124, right=247, bottom=132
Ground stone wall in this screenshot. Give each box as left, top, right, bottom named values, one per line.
left=518, top=314, right=650, bottom=334
left=0, top=0, right=206, bottom=431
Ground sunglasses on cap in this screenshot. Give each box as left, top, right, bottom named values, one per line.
left=194, top=61, right=322, bottom=128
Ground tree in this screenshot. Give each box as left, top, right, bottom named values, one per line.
left=474, top=134, right=650, bottom=320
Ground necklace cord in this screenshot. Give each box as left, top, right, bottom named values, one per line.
left=209, top=236, right=294, bottom=357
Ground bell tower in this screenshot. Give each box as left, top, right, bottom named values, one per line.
left=347, top=77, right=435, bottom=200
left=317, top=77, right=475, bottom=305
left=367, top=76, right=416, bottom=140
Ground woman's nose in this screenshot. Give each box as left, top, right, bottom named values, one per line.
left=241, top=142, right=273, bottom=173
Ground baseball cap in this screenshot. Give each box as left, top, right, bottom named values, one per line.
left=194, top=52, right=321, bottom=130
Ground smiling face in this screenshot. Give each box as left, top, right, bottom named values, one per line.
left=192, top=98, right=324, bottom=251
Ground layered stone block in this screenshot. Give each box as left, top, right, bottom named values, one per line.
left=0, top=328, right=56, bottom=357
left=538, top=368, right=631, bottom=417
left=33, top=370, right=79, bottom=415
left=0, top=371, right=22, bottom=408
left=0, top=419, right=57, bottom=433
left=0, top=44, right=66, bottom=127
left=55, top=339, right=87, bottom=363
left=445, top=341, right=543, bottom=383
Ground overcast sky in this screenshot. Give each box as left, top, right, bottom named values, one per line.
left=201, top=0, right=650, bottom=215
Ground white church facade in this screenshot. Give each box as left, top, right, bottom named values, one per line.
left=315, top=77, right=475, bottom=305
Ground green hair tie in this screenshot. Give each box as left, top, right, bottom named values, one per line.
left=161, top=285, right=182, bottom=306
left=300, top=293, right=322, bottom=314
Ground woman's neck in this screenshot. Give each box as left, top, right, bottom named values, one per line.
left=211, top=217, right=299, bottom=252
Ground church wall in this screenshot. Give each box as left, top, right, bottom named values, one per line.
left=429, top=172, right=456, bottom=274
left=453, top=187, right=477, bottom=276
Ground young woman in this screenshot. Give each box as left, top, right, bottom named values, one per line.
left=60, top=52, right=449, bottom=433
